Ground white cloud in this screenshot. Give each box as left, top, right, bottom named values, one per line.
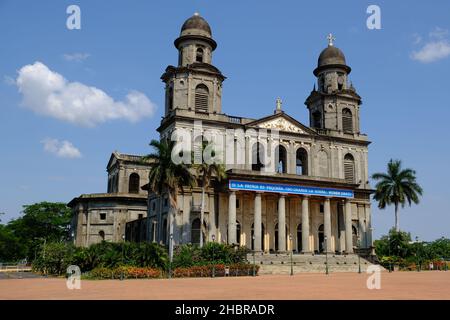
left=41, top=138, right=82, bottom=159
left=63, top=53, right=91, bottom=62
left=16, top=62, right=156, bottom=127
left=411, top=28, right=450, bottom=63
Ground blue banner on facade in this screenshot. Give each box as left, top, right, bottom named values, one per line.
left=229, top=180, right=354, bottom=198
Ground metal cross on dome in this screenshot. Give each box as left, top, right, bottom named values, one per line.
left=327, top=33, right=335, bottom=46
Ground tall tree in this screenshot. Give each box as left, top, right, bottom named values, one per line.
left=195, top=144, right=227, bottom=247
left=1, top=202, right=71, bottom=261
left=144, top=139, right=196, bottom=262
left=372, top=159, right=423, bottom=232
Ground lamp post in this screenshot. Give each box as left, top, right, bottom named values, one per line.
left=252, top=234, right=256, bottom=277
left=168, top=233, right=173, bottom=279
left=388, top=233, right=392, bottom=273
left=324, top=235, right=329, bottom=275
left=212, top=234, right=216, bottom=278
left=415, top=236, right=421, bottom=272
left=120, top=234, right=125, bottom=281
left=289, top=234, right=293, bottom=276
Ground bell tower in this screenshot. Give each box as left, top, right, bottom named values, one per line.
left=161, top=13, right=225, bottom=118
left=305, top=34, right=362, bottom=134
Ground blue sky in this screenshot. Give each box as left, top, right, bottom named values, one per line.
left=1, top=0, right=449, bottom=241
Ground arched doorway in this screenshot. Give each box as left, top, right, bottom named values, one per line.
left=318, top=224, right=324, bottom=253
left=352, top=225, right=358, bottom=248
left=236, top=220, right=241, bottom=245
left=251, top=223, right=265, bottom=251
left=297, top=224, right=302, bottom=252
left=99, top=230, right=105, bottom=241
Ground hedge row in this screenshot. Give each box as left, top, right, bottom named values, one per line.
left=85, top=264, right=260, bottom=279
left=87, top=266, right=162, bottom=279
left=173, top=263, right=260, bottom=278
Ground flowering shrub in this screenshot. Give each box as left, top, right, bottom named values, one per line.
left=172, top=263, right=259, bottom=278
left=88, top=266, right=161, bottom=279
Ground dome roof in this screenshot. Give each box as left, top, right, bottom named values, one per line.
left=318, top=45, right=346, bottom=67
left=180, top=13, right=212, bottom=38
left=314, top=44, right=351, bottom=76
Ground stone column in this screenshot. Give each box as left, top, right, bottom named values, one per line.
left=228, top=191, right=237, bottom=244
left=278, top=194, right=286, bottom=252
left=345, top=199, right=353, bottom=253
left=324, top=198, right=332, bottom=253
left=301, top=196, right=310, bottom=253
left=253, top=192, right=262, bottom=252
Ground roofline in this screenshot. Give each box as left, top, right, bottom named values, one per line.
left=68, top=193, right=147, bottom=207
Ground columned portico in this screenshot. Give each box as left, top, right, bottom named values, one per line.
left=323, top=197, right=332, bottom=253
left=344, top=199, right=353, bottom=253
left=277, top=194, right=286, bottom=252
left=301, top=196, right=310, bottom=253
left=228, top=191, right=237, bottom=244
left=253, top=192, right=262, bottom=252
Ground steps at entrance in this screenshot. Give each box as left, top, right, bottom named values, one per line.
left=247, top=253, right=382, bottom=274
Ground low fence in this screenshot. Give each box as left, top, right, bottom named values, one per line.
left=0, top=262, right=32, bottom=273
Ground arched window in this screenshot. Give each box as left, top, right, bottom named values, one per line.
left=191, top=218, right=201, bottom=245
left=342, top=108, right=353, bottom=133
left=195, top=84, right=209, bottom=112
left=275, top=145, right=287, bottom=174
left=162, top=218, right=168, bottom=245
left=251, top=142, right=265, bottom=171
left=344, top=154, right=355, bottom=183
left=99, top=230, right=105, bottom=241
left=129, top=173, right=140, bottom=194
left=313, top=111, right=322, bottom=128
left=352, top=225, right=358, bottom=248
left=296, top=148, right=308, bottom=175
left=296, top=224, right=302, bottom=252
left=251, top=223, right=265, bottom=251
left=236, top=220, right=241, bottom=245
left=196, top=47, right=204, bottom=63
left=318, top=224, right=324, bottom=253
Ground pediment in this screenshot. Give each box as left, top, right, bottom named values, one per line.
left=248, top=112, right=316, bottom=135
left=257, top=117, right=306, bottom=134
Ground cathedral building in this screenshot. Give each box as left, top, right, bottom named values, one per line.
left=71, top=13, right=373, bottom=256
left=148, top=13, right=373, bottom=255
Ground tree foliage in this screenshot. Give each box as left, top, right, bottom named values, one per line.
left=372, top=159, right=423, bottom=231
left=0, top=202, right=72, bottom=262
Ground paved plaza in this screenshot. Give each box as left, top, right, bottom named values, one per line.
left=0, top=271, right=449, bottom=300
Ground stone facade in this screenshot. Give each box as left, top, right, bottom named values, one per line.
left=148, top=15, right=373, bottom=255
left=69, top=152, right=151, bottom=247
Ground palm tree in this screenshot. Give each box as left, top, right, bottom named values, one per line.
left=195, top=144, right=227, bottom=247
left=143, top=139, right=196, bottom=262
left=372, top=159, right=423, bottom=232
